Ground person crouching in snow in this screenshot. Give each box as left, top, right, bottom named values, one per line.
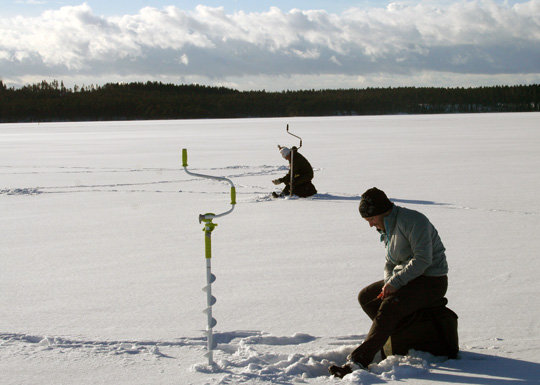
left=329, top=187, right=449, bottom=378
left=272, top=146, right=317, bottom=198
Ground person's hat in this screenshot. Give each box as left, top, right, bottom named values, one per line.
left=280, top=147, right=291, bottom=158
left=359, top=187, right=393, bottom=218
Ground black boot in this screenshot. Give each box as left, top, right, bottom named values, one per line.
left=328, top=364, right=353, bottom=378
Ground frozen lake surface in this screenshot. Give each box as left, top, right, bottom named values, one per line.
left=1, top=113, right=539, bottom=384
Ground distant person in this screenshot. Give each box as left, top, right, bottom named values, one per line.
left=329, top=187, right=450, bottom=378
left=272, top=146, right=317, bottom=198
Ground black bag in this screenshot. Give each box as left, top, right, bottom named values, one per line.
left=382, top=298, right=459, bottom=359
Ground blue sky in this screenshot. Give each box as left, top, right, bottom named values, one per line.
left=5, top=0, right=527, bottom=17
left=7, top=1, right=402, bottom=16
left=2, top=0, right=539, bottom=90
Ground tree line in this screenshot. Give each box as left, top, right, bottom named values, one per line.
left=0, top=80, right=539, bottom=123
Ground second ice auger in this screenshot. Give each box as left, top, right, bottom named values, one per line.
left=278, top=124, right=303, bottom=197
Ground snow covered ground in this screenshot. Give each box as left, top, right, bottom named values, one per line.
left=1, top=113, right=539, bottom=384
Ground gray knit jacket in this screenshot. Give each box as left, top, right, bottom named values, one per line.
left=380, top=205, right=449, bottom=289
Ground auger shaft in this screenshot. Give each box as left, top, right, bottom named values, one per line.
left=202, top=219, right=218, bottom=365
left=286, top=124, right=302, bottom=197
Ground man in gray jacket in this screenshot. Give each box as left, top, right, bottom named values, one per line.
left=330, top=187, right=449, bottom=377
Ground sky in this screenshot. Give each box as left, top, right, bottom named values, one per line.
left=1, top=0, right=540, bottom=91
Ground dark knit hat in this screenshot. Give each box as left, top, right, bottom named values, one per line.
left=359, top=187, right=393, bottom=218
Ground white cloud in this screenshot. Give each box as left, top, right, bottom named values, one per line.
left=330, top=56, right=342, bottom=66
left=1, top=1, right=540, bottom=90
left=177, top=54, right=189, bottom=65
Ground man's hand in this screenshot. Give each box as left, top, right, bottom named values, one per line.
left=272, top=179, right=281, bottom=185
left=380, top=283, right=397, bottom=299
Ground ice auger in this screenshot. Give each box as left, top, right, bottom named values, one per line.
left=278, top=124, right=303, bottom=197
left=182, top=149, right=236, bottom=366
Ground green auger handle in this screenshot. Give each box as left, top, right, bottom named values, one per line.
left=182, top=148, right=188, bottom=167
left=231, top=187, right=236, bottom=205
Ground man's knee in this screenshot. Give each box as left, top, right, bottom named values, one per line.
left=358, top=288, right=370, bottom=306
left=358, top=281, right=384, bottom=306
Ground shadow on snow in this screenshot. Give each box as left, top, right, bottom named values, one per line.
left=432, top=351, right=540, bottom=385
left=311, top=194, right=450, bottom=207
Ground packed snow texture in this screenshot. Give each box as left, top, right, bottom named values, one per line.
left=1, top=114, right=539, bottom=384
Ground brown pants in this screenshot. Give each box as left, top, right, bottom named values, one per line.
left=350, top=275, right=448, bottom=367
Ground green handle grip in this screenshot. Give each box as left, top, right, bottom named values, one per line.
left=182, top=148, right=188, bottom=167
left=231, top=187, right=236, bottom=205
left=205, top=231, right=212, bottom=259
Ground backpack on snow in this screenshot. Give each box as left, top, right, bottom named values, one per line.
left=382, top=298, right=459, bottom=359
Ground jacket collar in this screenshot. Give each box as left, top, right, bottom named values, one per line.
left=383, top=204, right=399, bottom=235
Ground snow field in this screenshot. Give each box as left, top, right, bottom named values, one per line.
left=1, top=113, right=540, bottom=384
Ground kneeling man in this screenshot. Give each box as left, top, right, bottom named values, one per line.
left=330, top=187, right=449, bottom=378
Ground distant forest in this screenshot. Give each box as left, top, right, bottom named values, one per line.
left=1, top=80, right=539, bottom=123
